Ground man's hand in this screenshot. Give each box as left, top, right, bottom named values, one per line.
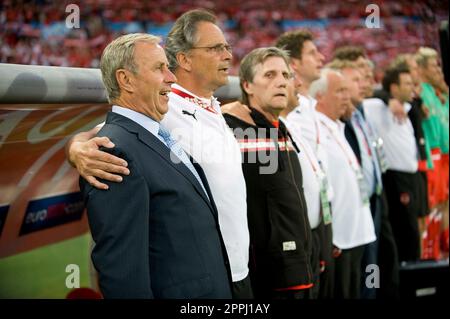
left=332, top=246, right=342, bottom=258
left=422, top=104, right=430, bottom=118
left=388, top=98, right=407, bottom=123
left=69, top=136, right=130, bottom=190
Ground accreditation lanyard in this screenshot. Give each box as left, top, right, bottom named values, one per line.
left=354, top=112, right=389, bottom=174
left=358, top=110, right=389, bottom=173
left=353, top=115, right=383, bottom=195
left=171, top=87, right=218, bottom=114
left=298, top=138, right=332, bottom=225
left=353, top=118, right=372, bottom=156
left=320, top=120, right=370, bottom=207
left=373, top=137, right=389, bottom=174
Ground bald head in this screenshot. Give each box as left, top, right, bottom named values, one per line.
left=313, top=69, right=351, bottom=121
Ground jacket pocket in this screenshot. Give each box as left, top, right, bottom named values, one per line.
left=265, top=186, right=309, bottom=253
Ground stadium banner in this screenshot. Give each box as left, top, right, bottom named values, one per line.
left=0, top=103, right=110, bottom=258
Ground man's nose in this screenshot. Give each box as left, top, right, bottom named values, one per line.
left=165, top=69, right=177, bottom=84
left=318, top=52, right=325, bottom=63
left=223, top=50, right=232, bottom=60
left=276, top=74, right=288, bottom=87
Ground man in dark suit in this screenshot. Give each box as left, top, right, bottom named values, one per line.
left=80, top=33, right=232, bottom=299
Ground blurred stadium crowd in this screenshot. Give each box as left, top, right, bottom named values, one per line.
left=0, top=0, right=448, bottom=77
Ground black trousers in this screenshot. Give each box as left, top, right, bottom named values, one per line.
left=319, top=258, right=335, bottom=299
left=361, top=191, right=400, bottom=299
left=382, top=170, right=421, bottom=262
left=377, top=191, right=400, bottom=299
left=307, top=226, right=322, bottom=299
left=417, top=171, right=430, bottom=217
left=317, top=222, right=334, bottom=299
left=361, top=194, right=383, bottom=299
left=334, top=245, right=365, bottom=299
left=232, top=275, right=254, bottom=299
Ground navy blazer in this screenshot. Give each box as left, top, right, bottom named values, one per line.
left=80, top=111, right=232, bottom=299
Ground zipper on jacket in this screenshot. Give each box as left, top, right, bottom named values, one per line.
left=285, top=139, right=313, bottom=283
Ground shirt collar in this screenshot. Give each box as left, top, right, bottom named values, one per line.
left=317, top=111, right=340, bottom=130
left=171, top=83, right=221, bottom=112
left=299, top=93, right=317, bottom=105
left=112, top=105, right=160, bottom=137
left=403, top=101, right=412, bottom=113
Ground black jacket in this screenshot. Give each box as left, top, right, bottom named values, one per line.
left=224, top=107, right=312, bottom=297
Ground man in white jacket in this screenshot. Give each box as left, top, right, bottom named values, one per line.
left=65, top=9, right=252, bottom=299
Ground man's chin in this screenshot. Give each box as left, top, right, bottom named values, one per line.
left=273, top=104, right=287, bottom=112
left=158, top=104, right=169, bottom=116
left=220, top=76, right=230, bottom=85
left=213, top=78, right=229, bottom=91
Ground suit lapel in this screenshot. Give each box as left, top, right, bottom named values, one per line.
left=192, top=161, right=219, bottom=220
left=344, top=120, right=361, bottom=164
left=106, top=112, right=214, bottom=212
left=136, top=129, right=215, bottom=211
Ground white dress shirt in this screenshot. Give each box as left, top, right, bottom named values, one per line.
left=362, top=98, right=418, bottom=173
left=162, top=84, right=250, bottom=282
left=281, top=116, right=322, bottom=229
left=317, top=112, right=376, bottom=249
left=112, top=105, right=162, bottom=140
left=286, top=94, right=333, bottom=202
left=287, top=94, right=318, bottom=152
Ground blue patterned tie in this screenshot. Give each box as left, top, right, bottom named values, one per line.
left=354, top=110, right=383, bottom=193
left=158, top=124, right=209, bottom=200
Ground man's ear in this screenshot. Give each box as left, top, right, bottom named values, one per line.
left=315, top=92, right=323, bottom=100
left=290, top=59, right=301, bottom=73
left=116, top=69, right=134, bottom=93
left=242, top=81, right=253, bottom=96
left=390, top=83, right=399, bottom=96
left=176, top=51, right=192, bottom=72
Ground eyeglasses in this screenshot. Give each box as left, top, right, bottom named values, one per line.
left=191, top=43, right=233, bottom=54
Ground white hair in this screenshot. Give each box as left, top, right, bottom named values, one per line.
left=309, top=68, right=341, bottom=98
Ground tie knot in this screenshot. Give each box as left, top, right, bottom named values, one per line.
left=158, top=124, right=170, bottom=138
left=355, top=109, right=364, bottom=120
left=158, top=125, right=175, bottom=147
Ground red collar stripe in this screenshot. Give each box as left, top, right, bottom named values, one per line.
left=171, top=87, right=218, bottom=114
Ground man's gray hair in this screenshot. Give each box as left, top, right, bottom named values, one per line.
left=100, top=33, right=161, bottom=103
left=239, top=47, right=291, bottom=106
left=164, top=9, right=217, bottom=72
left=309, top=68, right=341, bottom=99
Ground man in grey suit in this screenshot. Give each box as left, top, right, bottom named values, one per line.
left=80, top=33, right=232, bottom=299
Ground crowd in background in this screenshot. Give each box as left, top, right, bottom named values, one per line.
left=0, top=0, right=448, bottom=77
